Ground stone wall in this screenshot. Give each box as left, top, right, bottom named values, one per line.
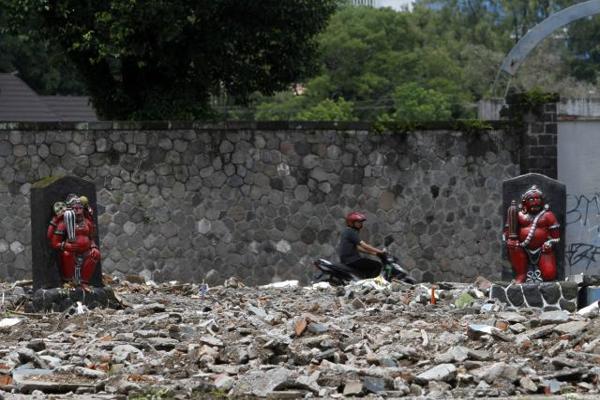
left=521, top=102, right=558, bottom=179
left=0, top=122, right=519, bottom=285
left=500, top=95, right=559, bottom=180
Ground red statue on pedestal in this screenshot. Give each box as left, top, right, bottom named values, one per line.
left=47, top=194, right=100, bottom=289
left=504, top=185, right=560, bottom=283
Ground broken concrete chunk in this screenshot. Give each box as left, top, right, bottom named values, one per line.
left=497, top=312, right=527, bottom=323
left=577, top=300, right=599, bottom=317
left=471, top=362, right=519, bottom=384
left=363, top=376, right=386, bottom=393
left=509, top=322, right=527, bottom=334
left=554, top=320, right=589, bottom=336
left=12, top=368, right=101, bottom=394
left=543, top=378, right=565, bottom=394
left=247, top=305, right=268, bottom=319
left=525, top=325, right=556, bottom=339
left=16, top=349, right=48, bottom=369
left=0, top=318, right=22, bottom=331
left=519, top=376, right=538, bottom=392
left=231, top=367, right=296, bottom=397
left=539, top=310, right=570, bottom=325
left=467, top=324, right=513, bottom=342
left=343, top=380, right=363, bottom=396
left=111, top=344, right=143, bottom=363
left=74, top=366, right=107, bottom=379
left=214, top=374, right=235, bottom=391
left=307, top=322, right=329, bottom=334
left=25, top=340, right=45, bottom=352
left=416, top=364, right=457, bottom=383
left=199, top=335, right=223, bottom=347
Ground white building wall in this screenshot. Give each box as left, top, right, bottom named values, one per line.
left=558, top=120, right=600, bottom=275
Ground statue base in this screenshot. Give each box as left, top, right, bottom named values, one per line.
left=30, top=286, right=121, bottom=312
left=490, top=281, right=578, bottom=311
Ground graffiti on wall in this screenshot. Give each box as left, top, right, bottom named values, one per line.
left=566, top=192, right=600, bottom=273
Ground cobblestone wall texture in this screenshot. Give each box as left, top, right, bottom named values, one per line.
left=0, top=124, right=519, bottom=285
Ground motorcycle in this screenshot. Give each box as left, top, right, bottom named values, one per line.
left=312, top=237, right=416, bottom=285
left=378, top=252, right=416, bottom=284
left=312, top=258, right=363, bottom=286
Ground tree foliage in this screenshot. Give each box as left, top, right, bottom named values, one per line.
left=0, top=8, right=86, bottom=95
left=295, top=98, right=357, bottom=121
left=0, top=36, right=84, bottom=95
left=252, top=1, right=600, bottom=121
left=381, top=82, right=452, bottom=121
left=3, top=0, right=600, bottom=121
left=255, top=5, right=479, bottom=121
left=1, top=0, right=337, bottom=119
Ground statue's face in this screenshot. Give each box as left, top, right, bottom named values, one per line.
left=72, top=203, right=85, bottom=221
left=523, top=193, right=544, bottom=214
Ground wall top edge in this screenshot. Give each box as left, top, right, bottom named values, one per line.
left=0, top=120, right=511, bottom=131
left=558, top=116, right=600, bottom=122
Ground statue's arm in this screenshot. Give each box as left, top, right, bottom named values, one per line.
left=543, top=212, right=560, bottom=252
left=49, top=222, right=66, bottom=251
left=47, top=215, right=60, bottom=242
left=50, top=222, right=83, bottom=252
left=87, top=220, right=98, bottom=248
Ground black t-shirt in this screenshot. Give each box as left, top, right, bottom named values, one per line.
left=338, top=227, right=361, bottom=264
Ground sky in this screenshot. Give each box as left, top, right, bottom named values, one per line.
left=377, top=0, right=414, bottom=10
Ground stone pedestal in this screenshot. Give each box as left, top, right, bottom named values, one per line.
left=31, top=286, right=120, bottom=312
left=490, top=281, right=578, bottom=311
left=502, top=173, right=566, bottom=281
left=30, top=176, right=102, bottom=290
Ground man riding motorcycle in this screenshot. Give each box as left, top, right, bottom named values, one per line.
left=338, top=211, right=385, bottom=279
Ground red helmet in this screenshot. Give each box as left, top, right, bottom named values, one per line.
left=346, top=211, right=367, bottom=226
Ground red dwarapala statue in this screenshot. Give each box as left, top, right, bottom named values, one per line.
left=504, top=185, right=560, bottom=283
left=47, top=194, right=100, bottom=289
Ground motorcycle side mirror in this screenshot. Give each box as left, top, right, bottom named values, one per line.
left=384, top=236, right=394, bottom=246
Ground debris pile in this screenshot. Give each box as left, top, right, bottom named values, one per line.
left=0, top=276, right=599, bottom=399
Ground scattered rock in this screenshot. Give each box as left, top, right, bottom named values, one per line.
left=554, top=320, right=589, bottom=336
left=539, top=310, right=570, bottom=324
left=0, top=278, right=596, bottom=398
left=416, top=364, right=457, bottom=383
left=519, top=376, right=538, bottom=392
left=343, top=380, right=363, bottom=396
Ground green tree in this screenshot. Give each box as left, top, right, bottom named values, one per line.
left=295, top=97, right=357, bottom=121
left=566, top=15, right=600, bottom=84
left=384, top=82, right=452, bottom=121
left=255, top=91, right=308, bottom=121
left=257, top=6, right=477, bottom=120
left=0, top=7, right=86, bottom=95
left=0, top=35, right=87, bottom=95
left=245, top=2, right=600, bottom=121
left=2, top=0, right=337, bottom=119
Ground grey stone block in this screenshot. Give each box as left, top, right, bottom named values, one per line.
left=490, top=285, right=509, bottom=304
left=558, top=299, right=577, bottom=313
left=506, top=286, right=525, bottom=307
left=540, top=282, right=561, bottom=304
left=38, top=286, right=119, bottom=312
left=560, top=281, right=578, bottom=300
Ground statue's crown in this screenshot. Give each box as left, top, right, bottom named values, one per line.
left=521, top=185, right=544, bottom=201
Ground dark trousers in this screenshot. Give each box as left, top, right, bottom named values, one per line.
left=347, top=258, right=382, bottom=279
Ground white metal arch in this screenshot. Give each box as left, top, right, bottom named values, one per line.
left=500, top=0, right=600, bottom=76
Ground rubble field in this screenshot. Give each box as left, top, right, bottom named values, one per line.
left=1, top=277, right=600, bottom=399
